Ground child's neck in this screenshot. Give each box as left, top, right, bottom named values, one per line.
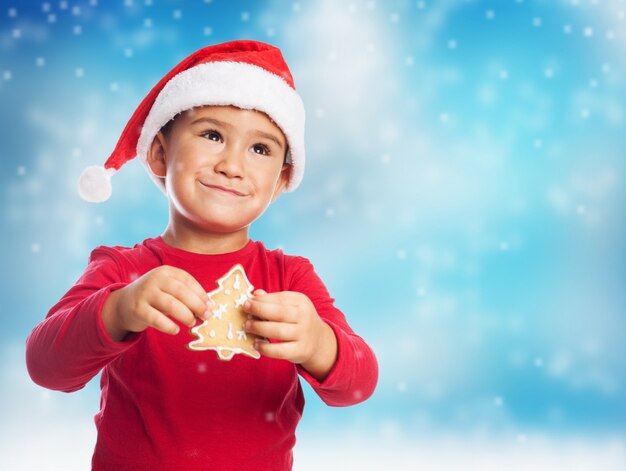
left=161, top=223, right=250, bottom=255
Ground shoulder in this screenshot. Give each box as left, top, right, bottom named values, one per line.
left=87, top=238, right=162, bottom=279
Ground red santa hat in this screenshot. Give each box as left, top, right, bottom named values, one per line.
left=78, top=40, right=305, bottom=202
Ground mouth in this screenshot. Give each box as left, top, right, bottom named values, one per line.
left=198, top=181, right=247, bottom=197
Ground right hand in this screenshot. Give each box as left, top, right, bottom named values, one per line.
left=102, top=266, right=211, bottom=342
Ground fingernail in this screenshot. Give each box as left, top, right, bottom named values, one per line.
left=202, top=309, right=211, bottom=320
left=244, top=300, right=251, bottom=310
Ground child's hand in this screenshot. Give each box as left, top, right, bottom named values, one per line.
left=243, top=290, right=338, bottom=381
left=102, top=266, right=211, bottom=342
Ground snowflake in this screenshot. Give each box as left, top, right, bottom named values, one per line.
left=212, top=303, right=227, bottom=319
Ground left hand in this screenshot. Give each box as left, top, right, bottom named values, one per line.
left=244, top=289, right=337, bottom=380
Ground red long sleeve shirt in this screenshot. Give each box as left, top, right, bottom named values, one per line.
left=26, top=237, right=378, bottom=470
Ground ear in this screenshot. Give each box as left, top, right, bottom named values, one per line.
left=146, top=131, right=168, bottom=178
left=271, top=164, right=292, bottom=202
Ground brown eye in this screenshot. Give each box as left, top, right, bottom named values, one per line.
left=202, top=130, right=223, bottom=142
left=252, top=143, right=270, bottom=155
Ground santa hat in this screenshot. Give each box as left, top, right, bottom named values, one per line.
left=78, top=40, right=305, bottom=202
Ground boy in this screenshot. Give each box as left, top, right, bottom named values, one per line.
left=26, top=40, right=377, bottom=470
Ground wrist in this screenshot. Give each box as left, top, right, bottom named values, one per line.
left=101, top=288, right=129, bottom=342
left=301, top=321, right=338, bottom=382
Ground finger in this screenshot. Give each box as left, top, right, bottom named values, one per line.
left=144, top=305, right=181, bottom=335
left=151, top=293, right=197, bottom=328
left=161, top=279, right=209, bottom=320
left=244, top=298, right=297, bottom=322
left=253, top=289, right=268, bottom=296
left=254, top=340, right=296, bottom=361
left=165, top=266, right=210, bottom=305
left=246, top=319, right=298, bottom=341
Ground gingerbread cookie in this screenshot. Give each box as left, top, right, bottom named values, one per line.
left=188, top=264, right=261, bottom=360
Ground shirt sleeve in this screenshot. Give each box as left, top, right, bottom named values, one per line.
left=288, top=257, right=378, bottom=407
left=25, top=247, right=139, bottom=393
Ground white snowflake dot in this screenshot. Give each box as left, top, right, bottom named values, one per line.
left=12, top=28, right=21, bottom=39
left=173, top=9, right=182, bottom=19
left=485, top=10, right=495, bottom=20
left=110, top=82, right=119, bottom=92
left=8, top=8, right=17, bottom=18
left=499, top=69, right=509, bottom=80
left=48, top=13, right=56, bottom=23
left=144, top=18, right=153, bottom=28
left=75, top=67, right=84, bottom=78
left=544, top=68, right=554, bottom=78
left=31, top=243, right=41, bottom=254
left=447, top=39, right=457, bottom=49
left=124, top=48, right=134, bottom=58
left=532, top=17, right=542, bottom=27
left=3, top=70, right=12, bottom=81
left=73, top=25, right=82, bottom=35
left=35, top=57, right=46, bottom=67
left=494, top=396, right=504, bottom=407
left=241, top=11, right=250, bottom=22
left=17, top=165, right=26, bottom=176
left=534, top=357, right=544, bottom=367
left=203, top=26, right=213, bottom=36
left=563, top=24, right=573, bottom=34
left=583, top=27, right=593, bottom=37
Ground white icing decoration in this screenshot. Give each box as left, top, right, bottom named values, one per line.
left=224, top=289, right=231, bottom=295
left=236, top=327, right=247, bottom=340
left=227, top=322, right=234, bottom=340
left=234, top=293, right=248, bottom=308
left=209, top=329, right=215, bottom=338
left=212, top=303, right=227, bottom=319
left=234, top=274, right=241, bottom=290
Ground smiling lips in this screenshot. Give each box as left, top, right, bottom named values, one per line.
left=199, top=181, right=247, bottom=197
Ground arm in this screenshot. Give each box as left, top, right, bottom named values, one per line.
left=25, top=247, right=135, bottom=392
left=245, top=257, right=378, bottom=407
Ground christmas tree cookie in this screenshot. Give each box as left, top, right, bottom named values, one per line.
left=188, top=264, right=261, bottom=360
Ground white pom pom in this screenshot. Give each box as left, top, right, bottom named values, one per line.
left=78, top=165, right=115, bottom=202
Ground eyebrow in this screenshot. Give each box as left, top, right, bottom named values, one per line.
left=190, top=116, right=285, bottom=150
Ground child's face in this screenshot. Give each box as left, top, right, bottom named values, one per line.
left=147, top=105, right=290, bottom=236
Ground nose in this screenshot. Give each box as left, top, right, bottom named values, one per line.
left=214, top=145, right=245, bottom=179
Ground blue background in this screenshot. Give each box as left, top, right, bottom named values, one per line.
left=1, top=0, right=625, bottom=468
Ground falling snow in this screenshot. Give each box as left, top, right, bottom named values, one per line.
left=1, top=1, right=625, bottom=470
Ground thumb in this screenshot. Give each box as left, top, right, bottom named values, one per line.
left=253, top=289, right=268, bottom=297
